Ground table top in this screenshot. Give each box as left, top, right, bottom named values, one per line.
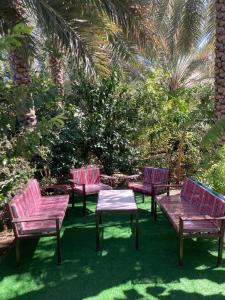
left=96, top=190, right=137, bottom=212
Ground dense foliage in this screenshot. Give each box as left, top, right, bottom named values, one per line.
left=1, top=0, right=224, bottom=207
left=133, top=71, right=214, bottom=182
left=196, top=147, right=225, bottom=195
left=0, top=59, right=216, bottom=204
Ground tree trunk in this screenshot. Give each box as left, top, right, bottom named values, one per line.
left=215, top=1, right=225, bottom=125
left=8, top=0, right=37, bottom=128
left=49, top=54, right=65, bottom=108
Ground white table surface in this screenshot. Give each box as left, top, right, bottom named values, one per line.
left=96, top=190, right=137, bottom=212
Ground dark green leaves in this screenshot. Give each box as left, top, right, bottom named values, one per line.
left=202, top=117, right=225, bottom=147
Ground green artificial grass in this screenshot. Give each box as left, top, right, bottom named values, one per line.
left=1, top=194, right=225, bottom=300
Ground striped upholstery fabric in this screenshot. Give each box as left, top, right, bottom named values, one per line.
left=73, top=183, right=111, bottom=194
left=127, top=182, right=152, bottom=195
left=9, top=179, right=69, bottom=235
left=156, top=177, right=225, bottom=233
left=70, top=166, right=111, bottom=195
left=143, top=167, right=169, bottom=184
left=128, top=166, right=169, bottom=195
left=69, top=168, right=84, bottom=185
left=70, top=166, right=101, bottom=185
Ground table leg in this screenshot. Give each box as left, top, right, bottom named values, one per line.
left=130, top=214, right=133, bottom=226
left=99, top=213, right=102, bottom=225
left=96, top=212, right=100, bottom=251
left=135, top=212, right=139, bottom=250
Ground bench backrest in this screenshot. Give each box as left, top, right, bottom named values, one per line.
left=70, top=166, right=100, bottom=185
left=9, top=179, right=41, bottom=220
left=181, top=177, right=225, bottom=218
left=143, top=167, right=169, bottom=185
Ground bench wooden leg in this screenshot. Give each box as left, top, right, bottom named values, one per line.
left=65, top=209, right=69, bottom=220
left=153, top=199, right=157, bottom=221
left=142, top=194, right=145, bottom=203
left=15, top=239, right=20, bottom=267
left=72, top=190, right=75, bottom=208
left=218, top=236, right=223, bottom=267
left=179, top=217, right=184, bottom=266
left=218, top=220, right=225, bottom=266
left=96, top=213, right=100, bottom=251
left=151, top=196, right=154, bottom=216
left=83, top=193, right=86, bottom=216
left=56, top=220, right=61, bottom=265
left=135, top=212, right=139, bottom=250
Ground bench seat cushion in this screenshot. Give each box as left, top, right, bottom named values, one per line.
left=20, top=219, right=63, bottom=235
left=166, top=211, right=219, bottom=233
left=39, top=195, right=69, bottom=207
left=10, top=186, right=69, bottom=236
left=128, top=182, right=152, bottom=194
left=74, top=183, right=112, bottom=195
left=158, top=194, right=220, bottom=233
left=128, top=182, right=167, bottom=195
left=32, top=208, right=65, bottom=218
left=155, top=194, right=183, bottom=205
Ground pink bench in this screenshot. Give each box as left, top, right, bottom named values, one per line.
left=7, top=179, right=69, bottom=266
left=154, top=177, right=225, bottom=266
left=127, top=166, right=169, bottom=213
left=69, top=166, right=113, bottom=215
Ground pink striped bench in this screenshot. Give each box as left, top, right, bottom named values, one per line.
left=69, top=166, right=114, bottom=215
left=153, top=177, right=225, bottom=266
left=7, top=179, right=69, bottom=266
left=127, top=166, right=169, bottom=213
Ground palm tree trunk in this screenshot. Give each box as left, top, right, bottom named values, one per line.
left=215, top=1, right=225, bottom=124
left=9, top=49, right=30, bottom=86
left=8, top=0, right=37, bottom=128
left=49, top=54, right=65, bottom=107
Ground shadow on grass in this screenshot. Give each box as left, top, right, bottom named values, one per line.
left=1, top=196, right=225, bottom=300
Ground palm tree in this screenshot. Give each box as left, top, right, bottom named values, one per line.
left=23, top=0, right=154, bottom=93
left=215, top=0, right=225, bottom=122
left=145, top=0, right=211, bottom=93
left=141, top=0, right=212, bottom=180
left=0, top=0, right=37, bottom=128
left=199, top=0, right=225, bottom=146
left=0, top=0, right=151, bottom=123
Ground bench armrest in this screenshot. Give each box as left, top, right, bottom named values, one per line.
left=180, top=215, right=225, bottom=222
left=152, top=184, right=182, bottom=188
left=100, top=174, right=115, bottom=186
left=126, top=174, right=142, bottom=181
left=152, top=183, right=181, bottom=196
left=100, top=174, right=114, bottom=180
left=12, top=216, right=59, bottom=223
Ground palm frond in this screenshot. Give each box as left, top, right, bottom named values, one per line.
left=178, top=0, right=206, bottom=53
left=22, top=0, right=96, bottom=75
left=204, top=0, right=215, bottom=44
left=202, top=117, right=225, bottom=146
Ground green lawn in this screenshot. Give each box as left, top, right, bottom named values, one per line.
left=1, top=195, right=225, bottom=300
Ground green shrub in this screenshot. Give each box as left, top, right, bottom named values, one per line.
left=135, top=70, right=214, bottom=180
left=0, top=155, right=35, bottom=205
left=196, top=146, right=225, bottom=195
left=47, top=71, right=141, bottom=176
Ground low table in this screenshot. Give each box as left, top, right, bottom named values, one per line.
left=96, top=190, right=139, bottom=250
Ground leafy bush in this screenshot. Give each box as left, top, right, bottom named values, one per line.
left=0, top=155, right=34, bottom=205
left=135, top=70, right=214, bottom=181
left=43, top=72, right=141, bottom=177
left=196, top=147, right=225, bottom=195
